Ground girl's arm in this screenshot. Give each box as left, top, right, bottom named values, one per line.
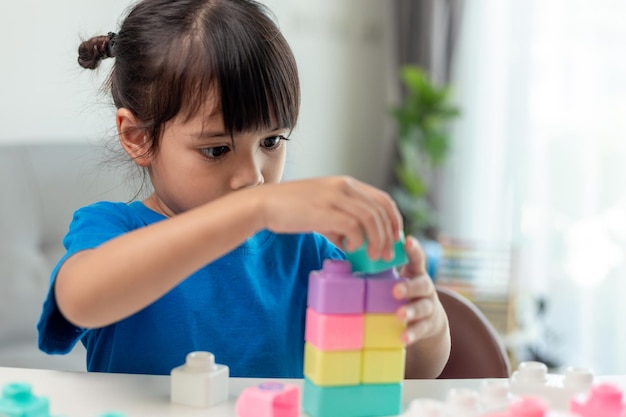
left=55, top=176, right=402, bottom=329
left=394, top=236, right=451, bottom=379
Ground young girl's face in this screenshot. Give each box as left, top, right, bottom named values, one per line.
left=143, top=103, right=289, bottom=217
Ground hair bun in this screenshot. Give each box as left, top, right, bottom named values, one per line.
left=78, top=33, right=116, bottom=70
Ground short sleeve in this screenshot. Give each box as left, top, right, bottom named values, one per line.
left=37, top=202, right=140, bottom=354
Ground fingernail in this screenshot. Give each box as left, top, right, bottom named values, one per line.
left=402, top=331, right=416, bottom=345
left=397, top=306, right=413, bottom=323
left=393, top=283, right=407, bottom=299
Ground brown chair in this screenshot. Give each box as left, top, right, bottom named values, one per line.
left=436, top=286, right=511, bottom=379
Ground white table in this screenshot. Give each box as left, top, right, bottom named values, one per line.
left=1, top=367, right=625, bottom=417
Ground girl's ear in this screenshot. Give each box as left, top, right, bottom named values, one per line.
left=116, top=108, right=152, bottom=167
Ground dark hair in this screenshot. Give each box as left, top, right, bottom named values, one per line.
left=78, top=0, right=300, bottom=156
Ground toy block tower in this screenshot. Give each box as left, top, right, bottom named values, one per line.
left=303, top=239, right=408, bottom=417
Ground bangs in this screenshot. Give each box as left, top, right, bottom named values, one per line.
left=172, top=2, right=300, bottom=134
left=110, top=0, right=300, bottom=145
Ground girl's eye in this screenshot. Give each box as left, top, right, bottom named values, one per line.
left=262, top=135, right=287, bottom=150
left=200, top=146, right=230, bottom=159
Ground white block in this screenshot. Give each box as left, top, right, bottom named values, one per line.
left=509, top=361, right=593, bottom=410
left=170, top=351, right=229, bottom=408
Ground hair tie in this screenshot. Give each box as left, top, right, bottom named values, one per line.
left=106, top=32, right=117, bottom=58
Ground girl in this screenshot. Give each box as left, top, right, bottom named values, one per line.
left=38, top=0, right=450, bottom=378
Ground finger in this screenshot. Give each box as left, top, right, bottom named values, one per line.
left=393, top=271, right=433, bottom=300
left=396, top=297, right=434, bottom=323
left=332, top=198, right=383, bottom=256
left=332, top=180, right=388, bottom=259
left=352, top=182, right=404, bottom=257
left=293, top=201, right=366, bottom=251
left=317, top=212, right=365, bottom=252
left=363, top=184, right=404, bottom=241
left=402, top=317, right=432, bottom=345
left=398, top=235, right=427, bottom=278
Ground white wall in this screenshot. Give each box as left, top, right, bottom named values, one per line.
left=0, top=0, right=391, bottom=187
left=0, top=1, right=130, bottom=144
left=265, top=0, right=392, bottom=186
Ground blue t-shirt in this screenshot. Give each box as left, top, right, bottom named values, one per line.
left=37, top=201, right=344, bottom=376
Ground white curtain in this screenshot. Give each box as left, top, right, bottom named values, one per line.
left=443, top=0, right=626, bottom=374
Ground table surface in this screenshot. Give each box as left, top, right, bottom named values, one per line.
left=1, top=367, right=625, bottom=417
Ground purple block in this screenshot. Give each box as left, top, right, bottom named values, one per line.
left=308, top=260, right=365, bottom=314
left=364, top=269, right=408, bottom=313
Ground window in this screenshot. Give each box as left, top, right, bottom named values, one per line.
left=445, top=0, right=626, bottom=373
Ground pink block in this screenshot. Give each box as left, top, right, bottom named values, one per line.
left=305, top=308, right=364, bottom=350
left=507, top=397, right=547, bottom=417
left=570, top=383, right=626, bottom=417
left=482, top=397, right=548, bottom=417
left=236, top=381, right=300, bottom=417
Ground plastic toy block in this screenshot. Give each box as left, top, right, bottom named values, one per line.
left=403, top=381, right=517, bottom=417
left=236, top=381, right=300, bottom=417
left=444, top=388, right=483, bottom=416
left=403, top=398, right=446, bottom=416
left=402, top=379, right=520, bottom=417
left=361, top=348, right=405, bottom=383
left=0, top=382, right=50, bottom=417
left=479, top=396, right=584, bottom=417
left=363, top=313, right=405, bottom=349
left=406, top=387, right=501, bottom=417
left=509, top=361, right=593, bottom=409
left=479, top=379, right=515, bottom=411
left=484, top=396, right=552, bottom=417
left=305, top=308, right=364, bottom=351
left=304, top=343, right=361, bottom=386
left=170, top=351, right=229, bottom=408
left=364, top=268, right=408, bottom=313
left=303, top=378, right=402, bottom=417
left=570, top=383, right=626, bottom=417
left=307, top=260, right=365, bottom=314
left=402, top=363, right=602, bottom=417
left=344, top=235, right=408, bottom=274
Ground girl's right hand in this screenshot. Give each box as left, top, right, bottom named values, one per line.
left=254, top=176, right=403, bottom=261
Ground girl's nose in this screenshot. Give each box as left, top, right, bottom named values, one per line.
left=230, top=157, right=264, bottom=190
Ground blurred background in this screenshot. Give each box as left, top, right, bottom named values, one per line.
left=1, top=0, right=626, bottom=375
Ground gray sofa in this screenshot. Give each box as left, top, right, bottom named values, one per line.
left=0, top=143, right=131, bottom=371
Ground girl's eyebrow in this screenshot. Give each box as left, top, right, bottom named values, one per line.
left=194, top=129, right=228, bottom=139
left=194, top=126, right=287, bottom=139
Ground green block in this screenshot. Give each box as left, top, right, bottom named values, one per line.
left=345, top=237, right=408, bottom=274
left=303, top=378, right=402, bottom=417
left=0, top=382, right=50, bottom=417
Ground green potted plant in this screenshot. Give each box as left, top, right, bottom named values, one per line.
left=390, top=65, right=460, bottom=244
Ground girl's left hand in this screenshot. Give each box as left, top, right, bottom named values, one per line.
left=392, top=236, right=448, bottom=345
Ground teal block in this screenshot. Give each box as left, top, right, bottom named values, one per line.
left=345, top=238, right=408, bottom=274
left=0, top=382, right=50, bottom=417
left=303, top=378, right=402, bottom=417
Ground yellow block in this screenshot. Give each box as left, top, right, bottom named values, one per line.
left=361, top=348, right=406, bottom=383
left=363, top=314, right=405, bottom=349
left=304, top=343, right=361, bottom=386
